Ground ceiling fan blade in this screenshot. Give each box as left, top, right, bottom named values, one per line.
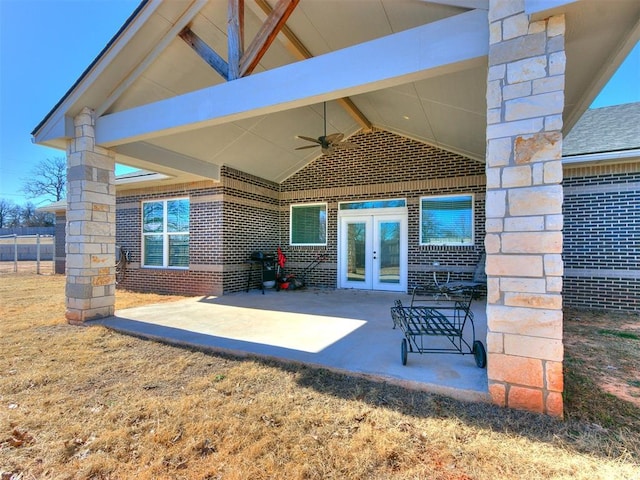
left=325, top=133, right=344, bottom=144
left=295, top=144, right=321, bottom=150
left=321, top=146, right=334, bottom=155
left=297, top=135, right=321, bottom=144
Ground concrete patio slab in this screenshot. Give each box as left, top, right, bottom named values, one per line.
left=95, top=288, right=489, bottom=403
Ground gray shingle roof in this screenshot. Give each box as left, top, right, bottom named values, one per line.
left=563, top=102, right=640, bottom=156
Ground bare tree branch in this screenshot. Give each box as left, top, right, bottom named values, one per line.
left=0, top=199, right=15, bottom=228
left=21, top=157, right=66, bottom=202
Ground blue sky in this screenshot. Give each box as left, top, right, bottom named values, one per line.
left=0, top=1, right=639, bottom=207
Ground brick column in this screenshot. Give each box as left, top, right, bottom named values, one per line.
left=65, top=107, right=116, bottom=324
left=485, top=1, right=565, bottom=416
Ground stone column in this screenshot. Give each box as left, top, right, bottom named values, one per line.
left=65, top=107, right=116, bottom=324
left=485, top=1, right=565, bottom=417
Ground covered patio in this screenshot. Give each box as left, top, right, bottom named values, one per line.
left=95, top=288, right=489, bottom=403
left=31, top=0, right=640, bottom=417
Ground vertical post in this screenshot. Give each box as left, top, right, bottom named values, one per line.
left=228, top=0, right=244, bottom=80
left=485, top=0, right=565, bottom=417
left=36, top=234, right=41, bottom=274
left=65, top=107, right=116, bottom=324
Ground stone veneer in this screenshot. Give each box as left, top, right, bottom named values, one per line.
left=485, top=0, right=565, bottom=416
left=65, top=107, right=116, bottom=324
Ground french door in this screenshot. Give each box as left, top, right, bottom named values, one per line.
left=338, top=212, right=407, bottom=292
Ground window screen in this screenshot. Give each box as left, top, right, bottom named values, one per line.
left=420, top=195, right=473, bottom=245
left=290, top=203, right=327, bottom=245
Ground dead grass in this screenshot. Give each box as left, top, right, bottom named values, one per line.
left=1, top=274, right=639, bottom=479
left=0, top=261, right=54, bottom=275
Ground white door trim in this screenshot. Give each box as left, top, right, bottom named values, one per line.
left=337, top=206, right=407, bottom=292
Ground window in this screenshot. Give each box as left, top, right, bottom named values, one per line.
left=290, top=203, right=327, bottom=246
left=420, top=194, right=474, bottom=246
left=339, top=199, right=406, bottom=210
left=142, top=198, right=189, bottom=268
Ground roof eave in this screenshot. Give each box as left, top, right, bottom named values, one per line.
left=30, top=0, right=150, bottom=142
left=563, top=148, right=640, bottom=166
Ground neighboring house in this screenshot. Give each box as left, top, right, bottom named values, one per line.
left=31, top=0, right=640, bottom=417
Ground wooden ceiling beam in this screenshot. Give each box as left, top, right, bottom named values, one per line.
left=253, top=0, right=372, bottom=132
left=227, top=0, right=244, bottom=79
left=336, top=98, right=373, bottom=133
left=179, top=27, right=229, bottom=80
left=240, top=0, right=299, bottom=77
left=180, top=0, right=371, bottom=131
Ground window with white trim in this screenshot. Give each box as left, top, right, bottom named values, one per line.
left=142, top=198, right=190, bottom=268
left=290, top=203, right=327, bottom=246
left=420, top=194, right=474, bottom=246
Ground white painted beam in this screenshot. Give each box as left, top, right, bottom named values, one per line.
left=96, top=9, right=488, bottom=147
left=525, top=0, right=580, bottom=18
left=112, top=142, right=221, bottom=180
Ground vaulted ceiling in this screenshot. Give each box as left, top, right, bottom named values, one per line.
left=32, top=0, right=640, bottom=189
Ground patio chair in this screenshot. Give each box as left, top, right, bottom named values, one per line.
left=412, top=254, right=486, bottom=304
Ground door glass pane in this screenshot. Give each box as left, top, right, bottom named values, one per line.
left=378, top=221, right=400, bottom=284
left=346, top=222, right=366, bottom=282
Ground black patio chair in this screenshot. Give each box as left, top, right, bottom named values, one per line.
left=412, top=254, right=486, bottom=304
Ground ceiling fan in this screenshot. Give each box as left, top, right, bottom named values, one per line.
left=295, top=102, right=357, bottom=155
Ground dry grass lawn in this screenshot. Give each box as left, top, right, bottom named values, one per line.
left=1, top=274, right=639, bottom=479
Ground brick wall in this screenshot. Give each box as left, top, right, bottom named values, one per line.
left=116, top=181, right=225, bottom=296
left=111, top=129, right=487, bottom=296
left=115, top=169, right=280, bottom=296
left=563, top=162, right=640, bottom=311
left=280, top=129, right=487, bottom=288
left=220, top=167, right=280, bottom=293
